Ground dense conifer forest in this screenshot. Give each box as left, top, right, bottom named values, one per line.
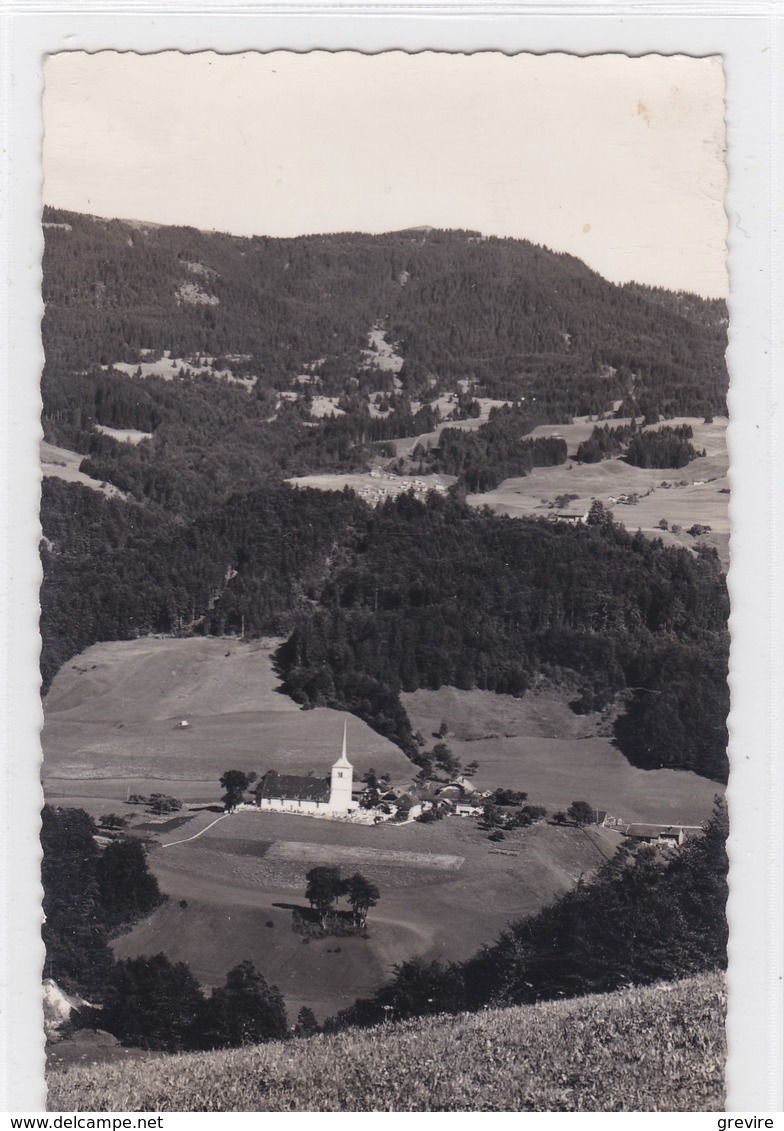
left=40, top=210, right=730, bottom=785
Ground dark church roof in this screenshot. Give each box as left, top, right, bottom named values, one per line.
left=253, top=770, right=331, bottom=803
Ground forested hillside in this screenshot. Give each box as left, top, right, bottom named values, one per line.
left=43, top=209, right=727, bottom=421
left=42, top=481, right=729, bottom=782
left=40, top=210, right=730, bottom=785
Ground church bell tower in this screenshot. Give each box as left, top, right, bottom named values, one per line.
left=329, top=720, right=355, bottom=813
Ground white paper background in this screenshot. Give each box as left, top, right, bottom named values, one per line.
left=1, top=1, right=780, bottom=1115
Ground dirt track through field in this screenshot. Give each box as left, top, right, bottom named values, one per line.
left=161, top=813, right=230, bottom=848
left=267, top=841, right=465, bottom=871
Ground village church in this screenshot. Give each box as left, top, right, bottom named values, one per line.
left=251, top=721, right=359, bottom=817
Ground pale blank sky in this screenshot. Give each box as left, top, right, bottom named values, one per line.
left=43, top=50, right=728, bottom=297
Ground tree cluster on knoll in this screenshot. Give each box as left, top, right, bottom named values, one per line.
left=304, top=865, right=380, bottom=931
left=625, top=425, right=700, bottom=469
left=576, top=422, right=699, bottom=469
left=326, top=799, right=728, bottom=1031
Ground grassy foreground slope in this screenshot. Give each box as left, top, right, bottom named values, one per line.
left=48, top=972, right=725, bottom=1112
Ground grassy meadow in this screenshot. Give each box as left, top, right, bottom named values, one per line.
left=41, top=440, right=128, bottom=501
left=42, top=636, right=415, bottom=805
left=47, top=972, right=726, bottom=1112
left=111, top=807, right=619, bottom=1020
left=402, top=685, right=722, bottom=826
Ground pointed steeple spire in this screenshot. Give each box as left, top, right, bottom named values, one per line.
left=333, top=718, right=352, bottom=768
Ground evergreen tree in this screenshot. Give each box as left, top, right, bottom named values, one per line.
left=294, top=1006, right=321, bottom=1038
left=101, top=954, right=205, bottom=1051
left=94, top=838, right=164, bottom=930
left=200, top=961, right=288, bottom=1049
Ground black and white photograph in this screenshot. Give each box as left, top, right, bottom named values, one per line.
left=2, top=25, right=775, bottom=1113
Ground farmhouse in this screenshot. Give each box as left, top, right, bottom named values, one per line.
left=622, top=823, right=687, bottom=847
left=452, top=799, right=485, bottom=817
left=251, top=722, right=359, bottom=818
left=434, top=777, right=477, bottom=800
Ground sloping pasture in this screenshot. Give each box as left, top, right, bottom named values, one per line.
left=111, top=808, right=619, bottom=1020
left=42, top=637, right=415, bottom=802
left=403, top=686, right=722, bottom=826
left=467, top=416, right=729, bottom=567
left=40, top=441, right=127, bottom=499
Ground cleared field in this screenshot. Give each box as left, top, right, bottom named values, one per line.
left=94, top=424, right=152, bottom=445
left=47, top=972, right=726, bottom=1112
left=468, top=417, right=730, bottom=568
left=106, top=352, right=256, bottom=389
left=42, top=637, right=415, bottom=795
left=286, top=469, right=456, bottom=501
left=267, top=840, right=464, bottom=871
left=362, top=327, right=404, bottom=373
left=40, top=441, right=127, bottom=499
left=308, top=395, right=345, bottom=418
left=402, top=686, right=722, bottom=826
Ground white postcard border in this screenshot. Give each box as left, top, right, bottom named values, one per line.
left=1, top=3, right=780, bottom=1114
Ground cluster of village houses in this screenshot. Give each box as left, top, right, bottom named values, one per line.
left=231, top=725, right=698, bottom=847
left=357, top=469, right=449, bottom=503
